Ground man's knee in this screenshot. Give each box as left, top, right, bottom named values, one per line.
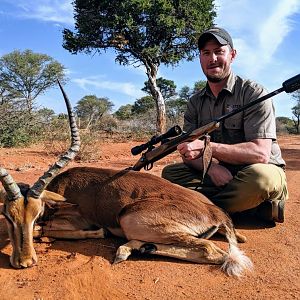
left=161, top=164, right=175, bottom=180
left=161, top=165, right=170, bottom=179
left=161, top=163, right=203, bottom=190
left=238, top=164, right=287, bottom=199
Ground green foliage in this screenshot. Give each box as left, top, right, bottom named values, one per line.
left=36, top=108, right=56, bottom=124
left=0, top=49, right=66, bottom=111
left=132, top=96, right=155, bottom=115
left=178, top=86, right=192, bottom=101
left=277, top=116, right=293, bottom=125
left=75, top=95, right=114, bottom=129
left=142, top=77, right=177, bottom=100
left=94, top=114, right=118, bottom=132
left=166, top=98, right=187, bottom=116
left=177, top=80, right=206, bottom=101
left=0, top=126, right=31, bottom=148
left=0, top=50, right=66, bottom=147
left=0, top=103, right=55, bottom=147
left=193, top=80, right=206, bottom=93
left=276, top=116, right=294, bottom=134
left=63, top=0, right=216, bottom=132
left=114, top=104, right=134, bottom=120
left=116, top=78, right=206, bottom=128
left=291, top=91, right=300, bottom=133
left=63, top=0, right=216, bottom=65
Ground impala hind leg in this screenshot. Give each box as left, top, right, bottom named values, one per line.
left=114, top=237, right=226, bottom=265
left=118, top=200, right=230, bottom=264
left=216, top=223, right=247, bottom=243
left=141, top=237, right=227, bottom=264
left=148, top=235, right=227, bottom=264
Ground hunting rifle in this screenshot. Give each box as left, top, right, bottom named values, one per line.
left=131, top=74, right=300, bottom=171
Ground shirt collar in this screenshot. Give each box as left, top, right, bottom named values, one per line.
left=222, top=71, right=235, bottom=94
left=200, top=71, right=236, bottom=97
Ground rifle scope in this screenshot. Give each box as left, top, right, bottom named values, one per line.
left=131, top=125, right=182, bottom=156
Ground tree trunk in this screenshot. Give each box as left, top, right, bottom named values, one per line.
left=145, top=62, right=166, bottom=134
left=292, top=115, right=300, bottom=134
left=85, top=110, right=96, bottom=130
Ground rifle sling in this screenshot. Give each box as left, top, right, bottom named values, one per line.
left=201, top=134, right=213, bottom=183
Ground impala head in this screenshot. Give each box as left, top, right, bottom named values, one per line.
left=0, top=81, right=80, bottom=268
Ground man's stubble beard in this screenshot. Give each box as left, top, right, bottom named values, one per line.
left=205, top=69, right=231, bottom=83
left=206, top=75, right=224, bottom=83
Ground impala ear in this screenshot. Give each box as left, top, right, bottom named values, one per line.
left=40, top=190, right=66, bottom=203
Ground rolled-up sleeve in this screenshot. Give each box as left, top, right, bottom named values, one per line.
left=243, top=83, right=276, bottom=141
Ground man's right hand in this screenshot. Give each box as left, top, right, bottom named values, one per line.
left=207, top=163, right=233, bottom=186
left=177, top=139, right=204, bottom=160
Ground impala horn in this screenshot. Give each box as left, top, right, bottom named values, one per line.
left=28, top=80, right=81, bottom=199
left=0, top=168, right=22, bottom=201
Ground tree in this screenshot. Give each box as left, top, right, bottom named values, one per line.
left=165, top=79, right=206, bottom=125
left=63, top=0, right=216, bottom=133
left=142, top=77, right=177, bottom=100
left=291, top=90, right=300, bottom=134
left=0, top=50, right=65, bottom=112
left=0, top=102, right=55, bottom=147
left=36, top=108, right=56, bottom=124
left=114, top=104, right=134, bottom=120
left=166, top=98, right=187, bottom=124
left=178, top=85, right=192, bottom=101
left=0, top=49, right=65, bottom=147
left=193, top=80, right=206, bottom=93
left=132, top=96, right=155, bottom=115
left=276, top=116, right=294, bottom=134
left=75, top=95, right=114, bottom=130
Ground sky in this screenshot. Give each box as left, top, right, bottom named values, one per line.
left=0, top=0, right=300, bottom=118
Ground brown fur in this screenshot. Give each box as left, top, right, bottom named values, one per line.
left=1, top=166, right=252, bottom=276
left=36, top=166, right=253, bottom=276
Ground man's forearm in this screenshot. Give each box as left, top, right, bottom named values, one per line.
left=212, top=139, right=272, bottom=165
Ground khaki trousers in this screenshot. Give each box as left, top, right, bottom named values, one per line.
left=161, top=163, right=288, bottom=213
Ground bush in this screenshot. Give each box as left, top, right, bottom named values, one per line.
left=0, top=105, right=34, bottom=147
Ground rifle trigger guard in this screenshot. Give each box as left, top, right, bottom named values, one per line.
left=144, top=162, right=153, bottom=171
left=139, top=152, right=153, bottom=171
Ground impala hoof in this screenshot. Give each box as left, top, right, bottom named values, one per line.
left=139, top=243, right=157, bottom=254
left=20, top=258, right=37, bottom=268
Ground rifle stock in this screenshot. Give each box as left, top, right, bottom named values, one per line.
left=131, top=121, right=219, bottom=171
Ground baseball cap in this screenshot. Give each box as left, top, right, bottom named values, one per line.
left=198, top=27, right=233, bottom=50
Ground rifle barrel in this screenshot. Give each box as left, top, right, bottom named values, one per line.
left=217, top=87, right=284, bottom=123
left=217, top=73, right=300, bottom=122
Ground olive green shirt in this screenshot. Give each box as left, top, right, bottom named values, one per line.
left=184, top=72, right=285, bottom=166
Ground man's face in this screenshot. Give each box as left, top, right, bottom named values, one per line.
left=199, top=39, right=236, bottom=83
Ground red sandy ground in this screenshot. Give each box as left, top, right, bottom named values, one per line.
left=0, top=135, right=299, bottom=300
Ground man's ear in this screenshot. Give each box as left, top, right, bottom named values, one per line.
left=40, top=190, right=66, bottom=203
left=230, top=48, right=237, bottom=61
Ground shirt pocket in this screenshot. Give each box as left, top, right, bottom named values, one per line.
left=224, top=116, right=243, bottom=130
left=223, top=116, right=244, bottom=143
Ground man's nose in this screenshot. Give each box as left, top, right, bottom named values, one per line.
left=209, top=53, right=217, bottom=63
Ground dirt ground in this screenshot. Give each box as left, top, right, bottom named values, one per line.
left=0, top=135, right=299, bottom=300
